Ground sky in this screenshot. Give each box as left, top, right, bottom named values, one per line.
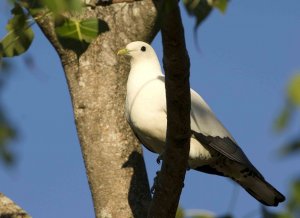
left=0, top=1, right=300, bottom=218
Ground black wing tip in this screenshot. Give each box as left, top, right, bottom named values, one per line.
left=264, top=196, right=285, bottom=207
left=244, top=187, right=285, bottom=207
left=266, top=183, right=286, bottom=207
left=272, top=193, right=286, bottom=206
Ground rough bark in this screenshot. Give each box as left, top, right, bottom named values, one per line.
left=147, top=0, right=191, bottom=217
left=0, top=193, right=31, bottom=218
left=34, top=2, right=159, bottom=217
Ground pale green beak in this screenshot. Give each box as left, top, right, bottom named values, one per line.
left=117, top=48, right=130, bottom=56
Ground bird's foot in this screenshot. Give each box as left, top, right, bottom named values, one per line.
left=150, top=171, right=160, bottom=194
left=156, top=153, right=164, bottom=164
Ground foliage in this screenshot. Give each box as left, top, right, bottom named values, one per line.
left=0, top=60, right=17, bottom=165
left=267, top=72, right=300, bottom=218
left=183, top=0, right=228, bottom=28
left=0, top=0, right=109, bottom=58
left=176, top=207, right=232, bottom=218
left=0, top=110, right=16, bottom=165
left=262, top=207, right=292, bottom=218
left=0, top=3, right=34, bottom=58
left=288, top=74, right=300, bottom=105
left=176, top=207, right=185, bottom=218
left=38, top=0, right=83, bottom=15
left=54, top=16, right=109, bottom=56
left=286, top=179, right=300, bottom=217
left=275, top=73, right=300, bottom=156
left=207, top=0, right=228, bottom=13
left=0, top=0, right=231, bottom=58
left=262, top=179, right=300, bottom=218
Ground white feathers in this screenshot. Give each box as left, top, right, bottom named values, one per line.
left=118, top=41, right=285, bottom=206
left=122, top=41, right=232, bottom=165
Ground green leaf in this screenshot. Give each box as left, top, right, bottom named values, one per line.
left=55, top=16, right=109, bottom=56
left=0, top=3, right=34, bottom=57
left=175, top=207, right=185, bottom=218
left=191, top=215, right=214, bottom=218
left=20, top=0, right=45, bottom=16
left=279, top=140, right=300, bottom=157
left=40, top=0, right=83, bottom=14
left=288, top=180, right=300, bottom=211
left=21, top=0, right=83, bottom=17
left=183, top=0, right=213, bottom=28
left=208, top=0, right=228, bottom=13
left=0, top=110, right=16, bottom=166
left=287, top=73, right=300, bottom=106
left=262, top=207, right=292, bottom=218
left=183, top=0, right=229, bottom=29
left=274, top=103, right=293, bottom=132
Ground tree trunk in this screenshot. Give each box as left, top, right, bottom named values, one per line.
left=35, top=2, right=158, bottom=217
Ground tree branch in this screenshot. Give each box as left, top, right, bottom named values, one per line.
left=0, top=193, right=31, bottom=218
left=147, top=0, right=191, bottom=217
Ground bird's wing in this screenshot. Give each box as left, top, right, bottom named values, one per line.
left=193, top=131, right=261, bottom=174
left=190, top=89, right=233, bottom=139
left=190, top=90, right=262, bottom=175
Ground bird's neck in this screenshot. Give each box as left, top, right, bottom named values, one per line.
left=126, top=59, right=163, bottom=105
left=130, top=56, right=162, bottom=75
left=127, top=59, right=162, bottom=89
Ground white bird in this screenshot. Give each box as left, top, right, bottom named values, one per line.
left=117, top=41, right=285, bottom=206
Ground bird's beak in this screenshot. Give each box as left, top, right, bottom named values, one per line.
left=117, top=48, right=130, bottom=56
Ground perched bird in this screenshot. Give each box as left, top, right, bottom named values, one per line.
left=117, top=41, right=285, bottom=206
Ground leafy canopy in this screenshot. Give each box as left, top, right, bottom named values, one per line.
left=0, top=0, right=229, bottom=58
left=0, top=0, right=109, bottom=58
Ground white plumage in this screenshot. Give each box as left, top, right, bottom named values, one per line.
left=118, top=41, right=285, bottom=206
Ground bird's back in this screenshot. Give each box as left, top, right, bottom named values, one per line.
left=190, top=89, right=234, bottom=140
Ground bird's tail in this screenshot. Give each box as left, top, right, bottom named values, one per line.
left=236, top=175, right=285, bottom=206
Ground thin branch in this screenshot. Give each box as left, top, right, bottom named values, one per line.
left=147, top=0, right=191, bottom=217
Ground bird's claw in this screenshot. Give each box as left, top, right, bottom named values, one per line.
left=156, top=157, right=161, bottom=165
left=150, top=184, right=156, bottom=194
left=150, top=171, right=160, bottom=194
left=156, top=154, right=164, bottom=164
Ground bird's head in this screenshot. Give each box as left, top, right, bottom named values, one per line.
left=117, top=41, right=158, bottom=64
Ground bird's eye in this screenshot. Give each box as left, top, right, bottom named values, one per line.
left=141, top=46, right=146, bottom=52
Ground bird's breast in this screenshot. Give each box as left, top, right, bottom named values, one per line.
left=126, top=79, right=167, bottom=153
